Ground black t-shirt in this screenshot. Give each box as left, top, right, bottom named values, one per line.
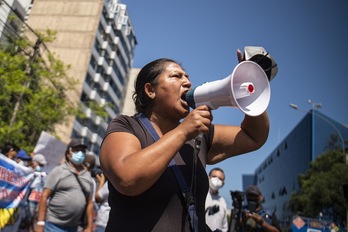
left=102, top=114, right=213, bottom=231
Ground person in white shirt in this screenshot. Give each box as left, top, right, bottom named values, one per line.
left=205, top=167, right=228, bottom=232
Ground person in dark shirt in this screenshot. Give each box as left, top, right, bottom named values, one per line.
left=241, top=185, right=280, bottom=232
left=100, top=49, right=274, bottom=231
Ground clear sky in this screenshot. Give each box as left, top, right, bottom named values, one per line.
left=121, top=0, right=348, bottom=207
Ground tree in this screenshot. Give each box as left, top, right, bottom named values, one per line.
left=288, top=147, right=348, bottom=225
left=0, top=25, right=79, bottom=152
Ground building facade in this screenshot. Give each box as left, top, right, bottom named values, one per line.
left=26, top=0, right=137, bottom=156
left=0, top=0, right=33, bottom=43
left=242, top=110, right=348, bottom=219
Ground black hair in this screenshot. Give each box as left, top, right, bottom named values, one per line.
left=133, top=58, right=179, bottom=114
left=1, top=142, right=20, bottom=154
left=209, top=167, right=225, bottom=176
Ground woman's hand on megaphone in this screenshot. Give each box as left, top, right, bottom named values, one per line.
left=237, top=49, right=244, bottom=63
left=178, top=105, right=212, bottom=141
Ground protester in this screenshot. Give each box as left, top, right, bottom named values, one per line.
left=36, top=138, right=94, bottom=232
left=83, top=153, right=97, bottom=232
left=0, top=150, right=34, bottom=232
left=17, top=153, right=48, bottom=232
left=94, top=174, right=110, bottom=232
left=241, top=185, right=280, bottom=232
left=205, top=168, right=228, bottom=232
left=27, top=154, right=48, bottom=230
left=330, top=222, right=339, bottom=232
left=16, top=149, right=32, bottom=167
left=0, top=142, right=20, bottom=160
left=100, top=49, right=272, bottom=231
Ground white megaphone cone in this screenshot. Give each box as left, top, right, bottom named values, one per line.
left=185, top=61, right=270, bottom=117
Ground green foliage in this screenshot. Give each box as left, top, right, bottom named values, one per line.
left=288, top=149, right=348, bottom=224
left=0, top=30, right=78, bottom=152
left=0, top=27, right=110, bottom=153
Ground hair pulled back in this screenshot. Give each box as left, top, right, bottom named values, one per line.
left=133, top=58, right=178, bottom=114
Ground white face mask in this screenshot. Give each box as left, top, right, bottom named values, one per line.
left=209, top=177, right=223, bottom=191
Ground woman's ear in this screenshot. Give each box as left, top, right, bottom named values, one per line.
left=144, top=83, right=156, bottom=99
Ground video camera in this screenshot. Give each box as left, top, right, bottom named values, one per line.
left=231, top=190, right=244, bottom=210
left=229, top=190, right=259, bottom=232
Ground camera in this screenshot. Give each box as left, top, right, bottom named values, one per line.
left=247, top=200, right=257, bottom=213
left=230, top=190, right=244, bottom=209
left=207, top=204, right=220, bottom=215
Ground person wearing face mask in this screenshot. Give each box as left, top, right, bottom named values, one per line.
left=205, top=168, right=228, bottom=232
left=36, top=138, right=94, bottom=232
left=241, top=185, right=280, bottom=232
left=16, top=149, right=32, bottom=167
left=18, top=154, right=49, bottom=232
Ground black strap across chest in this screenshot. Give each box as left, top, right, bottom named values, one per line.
left=136, top=113, right=199, bottom=232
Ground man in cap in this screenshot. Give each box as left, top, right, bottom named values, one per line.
left=30, top=153, right=48, bottom=171
left=36, top=138, right=94, bottom=232
left=23, top=154, right=49, bottom=231
left=241, top=185, right=280, bottom=232
left=16, top=149, right=32, bottom=167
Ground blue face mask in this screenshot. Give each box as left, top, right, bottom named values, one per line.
left=70, top=151, right=85, bottom=165
left=35, top=166, right=42, bottom=172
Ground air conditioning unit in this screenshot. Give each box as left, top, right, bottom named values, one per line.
left=105, top=25, right=111, bottom=34
left=94, top=73, right=100, bottom=83
left=102, top=41, right=108, bottom=49
left=95, top=116, right=101, bottom=126
left=89, top=90, right=96, bottom=100
left=103, top=82, right=109, bottom=91
left=81, top=127, right=88, bottom=137
left=98, top=57, right=104, bottom=66
left=91, top=133, right=98, bottom=143
left=99, top=98, right=106, bottom=106
left=85, top=108, right=92, bottom=118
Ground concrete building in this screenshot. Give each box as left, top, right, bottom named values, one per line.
left=242, top=109, right=348, bottom=219
left=26, top=0, right=137, bottom=156
left=0, top=0, right=33, bottom=43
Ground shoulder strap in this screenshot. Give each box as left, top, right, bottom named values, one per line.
left=73, top=172, right=89, bottom=202
left=136, top=113, right=199, bottom=231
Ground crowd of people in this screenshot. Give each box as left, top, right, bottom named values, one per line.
left=1, top=49, right=265, bottom=232
left=1, top=138, right=279, bottom=232
left=0, top=49, right=341, bottom=232
left=0, top=140, right=110, bottom=232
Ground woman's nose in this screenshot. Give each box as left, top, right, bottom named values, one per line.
left=182, top=77, right=191, bottom=88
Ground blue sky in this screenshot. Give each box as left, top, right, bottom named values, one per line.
left=121, top=0, right=348, bottom=207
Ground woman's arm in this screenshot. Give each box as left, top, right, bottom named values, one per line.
left=100, top=106, right=212, bottom=196
left=207, top=111, right=270, bottom=164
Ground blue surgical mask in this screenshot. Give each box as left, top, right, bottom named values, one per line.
left=35, top=166, right=42, bottom=172
left=70, top=151, right=85, bottom=165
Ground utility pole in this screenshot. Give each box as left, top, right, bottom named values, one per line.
left=10, top=38, right=42, bottom=126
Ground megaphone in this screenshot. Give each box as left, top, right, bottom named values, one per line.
left=185, top=61, right=270, bottom=117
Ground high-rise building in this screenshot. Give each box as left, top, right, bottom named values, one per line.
left=26, top=0, right=137, bottom=156
left=242, top=109, right=348, bottom=219
left=0, top=0, right=33, bottom=44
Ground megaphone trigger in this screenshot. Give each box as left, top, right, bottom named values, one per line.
left=185, top=61, right=270, bottom=117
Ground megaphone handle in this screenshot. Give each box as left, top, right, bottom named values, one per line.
left=194, top=133, right=203, bottom=150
